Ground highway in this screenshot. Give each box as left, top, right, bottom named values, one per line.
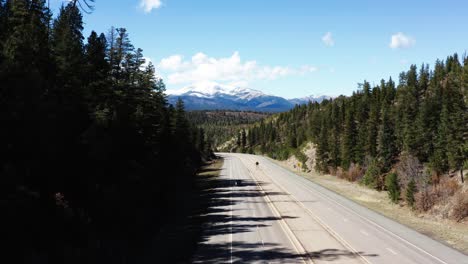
left=193, top=153, right=468, bottom=264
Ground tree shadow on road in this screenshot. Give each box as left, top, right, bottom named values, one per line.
left=191, top=158, right=380, bottom=263
left=141, top=157, right=379, bottom=263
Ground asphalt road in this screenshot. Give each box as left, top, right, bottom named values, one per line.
left=193, top=153, right=468, bottom=264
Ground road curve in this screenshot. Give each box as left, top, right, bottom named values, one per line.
left=194, top=153, right=468, bottom=264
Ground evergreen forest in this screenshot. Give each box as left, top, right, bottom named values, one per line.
left=0, top=0, right=210, bottom=262
left=228, top=54, right=467, bottom=211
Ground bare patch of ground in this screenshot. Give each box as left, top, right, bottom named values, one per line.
left=284, top=142, right=316, bottom=172
left=271, top=157, right=468, bottom=255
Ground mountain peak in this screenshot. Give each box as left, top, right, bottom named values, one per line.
left=166, top=82, right=331, bottom=112
left=289, top=94, right=333, bottom=105
left=166, top=82, right=267, bottom=99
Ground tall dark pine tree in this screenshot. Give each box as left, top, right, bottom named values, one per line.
left=174, top=98, right=191, bottom=153
left=52, top=3, right=85, bottom=93
left=109, top=27, right=134, bottom=85
left=355, top=81, right=370, bottom=164
left=341, top=101, right=357, bottom=169
left=315, top=117, right=330, bottom=172
left=329, top=100, right=342, bottom=169
left=0, top=0, right=51, bottom=191
left=241, top=128, right=247, bottom=149
left=85, top=31, right=110, bottom=110
left=366, top=83, right=381, bottom=158
left=378, top=104, right=397, bottom=172
left=431, top=105, right=449, bottom=176
left=47, top=2, right=92, bottom=216
left=197, top=127, right=206, bottom=153
left=396, top=65, right=419, bottom=155
left=444, top=72, right=466, bottom=181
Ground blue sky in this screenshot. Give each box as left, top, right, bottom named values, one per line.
left=51, top=0, right=468, bottom=98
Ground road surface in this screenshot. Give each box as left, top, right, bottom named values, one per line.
left=193, top=153, right=468, bottom=264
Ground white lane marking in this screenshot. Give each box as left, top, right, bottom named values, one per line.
left=229, top=160, right=234, bottom=264
left=245, top=166, right=312, bottom=264
left=247, top=156, right=371, bottom=264
left=263, top=157, right=450, bottom=264
left=387, top=248, right=398, bottom=255
left=360, top=230, right=369, bottom=236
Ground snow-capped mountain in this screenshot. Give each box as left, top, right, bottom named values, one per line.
left=166, top=82, right=331, bottom=112
left=288, top=95, right=333, bottom=105
left=167, top=82, right=265, bottom=100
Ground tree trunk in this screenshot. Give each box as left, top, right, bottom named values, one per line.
left=461, top=168, right=465, bottom=184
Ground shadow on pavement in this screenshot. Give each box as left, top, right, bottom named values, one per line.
left=141, top=157, right=380, bottom=263
left=191, top=158, right=380, bottom=263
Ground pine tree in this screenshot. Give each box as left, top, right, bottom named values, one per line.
left=378, top=104, right=397, bottom=172
left=355, top=81, right=370, bottom=163
left=85, top=31, right=108, bottom=80
left=430, top=105, right=449, bottom=175
left=0, top=0, right=51, bottom=185
left=52, top=3, right=85, bottom=92
left=111, top=27, right=134, bottom=84
left=315, top=117, right=330, bottom=172
left=85, top=31, right=110, bottom=109
left=329, top=100, right=342, bottom=169
left=289, top=126, right=298, bottom=148
left=241, top=128, right=247, bottom=149
left=366, top=85, right=380, bottom=158
left=386, top=173, right=400, bottom=203
left=362, top=158, right=381, bottom=189
left=444, top=73, right=466, bottom=181
left=197, top=127, right=205, bottom=153
left=396, top=66, right=419, bottom=155
left=3, top=0, right=29, bottom=63
left=406, top=179, right=416, bottom=208
left=341, top=100, right=357, bottom=169
left=175, top=98, right=190, bottom=142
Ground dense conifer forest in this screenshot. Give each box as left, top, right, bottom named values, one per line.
left=186, top=110, right=270, bottom=149
left=0, top=0, right=209, bottom=262
left=228, top=54, right=467, bottom=214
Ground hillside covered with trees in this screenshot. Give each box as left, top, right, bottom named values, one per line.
left=186, top=110, right=270, bottom=150
left=227, top=54, right=467, bottom=218
left=0, top=0, right=210, bottom=262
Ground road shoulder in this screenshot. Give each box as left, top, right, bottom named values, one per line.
left=269, top=157, right=468, bottom=255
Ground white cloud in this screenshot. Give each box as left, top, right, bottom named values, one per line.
left=322, top=32, right=335, bottom=47
left=159, top=55, right=187, bottom=71
left=158, top=52, right=318, bottom=85
left=389, top=32, right=415, bottom=49
left=139, top=0, right=162, bottom=13
left=300, top=65, right=318, bottom=74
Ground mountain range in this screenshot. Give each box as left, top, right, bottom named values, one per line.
left=166, top=82, right=331, bottom=112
